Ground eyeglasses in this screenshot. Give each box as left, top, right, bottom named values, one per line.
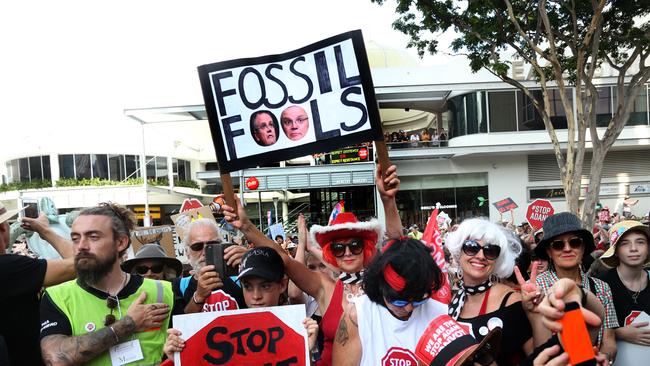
left=461, top=239, right=501, bottom=261
left=281, top=116, right=308, bottom=126
left=550, top=237, right=583, bottom=251
left=387, top=297, right=428, bottom=308
left=189, top=240, right=221, bottom=252
left=104, top=295, right=118, bottom=326
left=134, top=264, right=164, bottom=275
left=330, top=239, right=364, bottom=258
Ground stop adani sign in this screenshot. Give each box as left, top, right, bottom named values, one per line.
left=526, top=199, right=554, bottom=231
left=173, top=305, right=308, bottom=365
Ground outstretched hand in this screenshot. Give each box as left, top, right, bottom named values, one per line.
left=536, top=278, right=602, bottom=334
left=514, top=262, right=543, bottom=312
left=222, top=196, right=250, bottom=231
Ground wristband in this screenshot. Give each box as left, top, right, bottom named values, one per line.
left=108, top=326, right=119, bottom=343
left=193, top=291, right=205, bottom=305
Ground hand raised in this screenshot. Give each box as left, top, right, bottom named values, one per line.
left=196, top=265, right=223, bottom=299
left=514, top=262, right=542, bottom=312
left=375, top=164, right=400, bottom=200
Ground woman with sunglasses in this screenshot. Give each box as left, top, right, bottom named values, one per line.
left=445, top=218, right=533, bottom=365
left=532, top=212, right=618, bottom=363
left=223, top=164, right=402, bottom=366
left=121, top=243, right=183, bottom=281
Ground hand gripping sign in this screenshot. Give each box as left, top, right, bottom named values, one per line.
left=173, top=305, right=309, bottom=366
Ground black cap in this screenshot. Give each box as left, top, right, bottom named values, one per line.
left=534, top=212, right=595, bottom=261
left=237, top=247, right=284, bottom=282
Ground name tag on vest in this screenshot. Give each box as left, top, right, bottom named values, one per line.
left=109, top=339, right=144, bottom=366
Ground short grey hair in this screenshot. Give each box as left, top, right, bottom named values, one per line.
left=182, top=218, right=223, bottom=245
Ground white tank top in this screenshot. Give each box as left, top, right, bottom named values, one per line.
left=356, top=295, right=448, bottom=366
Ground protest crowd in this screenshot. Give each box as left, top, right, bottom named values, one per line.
left=1, top=162, right=648, bottom=366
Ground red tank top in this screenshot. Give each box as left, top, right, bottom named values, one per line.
left=317, top=280, right=344, bottom=366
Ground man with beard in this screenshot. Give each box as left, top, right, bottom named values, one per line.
left=0, top=204, right=75, bottom=366
left=172, top=218, right=246, bottom=314
left=39, top=202, right=174, bottom=366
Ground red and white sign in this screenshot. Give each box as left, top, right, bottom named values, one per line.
left=246, top=177, right=260, bottom=190
left=202, top=290, right=240, bottom=313
left=180, top=198, right=204, bottom=213
left=358, top=147, right=368, bottom=160
left=173, top=305, right=309, bottom=366
left=415, top=315, right=471, bottom=366
left=526, top=199, right=555, bottom=232
left=381, top=347, right=417, bottom=366
left=421, top=208, right=451, bottom=304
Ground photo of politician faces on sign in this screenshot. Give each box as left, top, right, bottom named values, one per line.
left=250, top=105, right=310, bottom=147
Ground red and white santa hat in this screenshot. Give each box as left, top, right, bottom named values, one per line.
left=309, top=212, right=383, bottom=249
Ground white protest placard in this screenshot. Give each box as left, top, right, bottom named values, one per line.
left=173, top=305, right=309, bottom=366
left=198, top=30, right=383, bottom=172
left=615, top=311, right=650, bottom=365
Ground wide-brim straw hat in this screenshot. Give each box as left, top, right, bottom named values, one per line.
left=601, top=220, right=650, bottom=267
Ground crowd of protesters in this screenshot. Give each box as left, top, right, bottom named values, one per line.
left=0, top=164, right=648, bottom=365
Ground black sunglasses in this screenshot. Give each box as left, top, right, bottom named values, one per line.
left=189, top=240, right=221, bottom=252
left=462, top=239, right=501, bottom=261
left=550, top=237, right=583, bottom=251
left=104, top=295, right=118, bottom=326
left=330, top=239, right=364, bottom=258
left=134, top=264, right=164, bottom=275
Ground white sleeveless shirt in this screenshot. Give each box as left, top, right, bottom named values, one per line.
left=355, top=295, right=448, bottom=366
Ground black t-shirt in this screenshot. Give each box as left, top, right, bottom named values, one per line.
left=171, top=275, right=246, bottom=314
left=599, top=268, right=650, bottom=327
left=0, top=254, right=47, bottom=366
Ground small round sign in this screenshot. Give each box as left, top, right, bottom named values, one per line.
left=246, top=177, right=260, bottom=190
left=358, top=147, right=368, bottom=160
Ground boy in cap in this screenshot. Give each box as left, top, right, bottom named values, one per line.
left=163, top=246, right=319, bottom=361
left=533, top=212, right=618, bottom=362
left=599, top=220, right=650, bottom=348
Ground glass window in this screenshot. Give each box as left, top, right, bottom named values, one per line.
left=614, top=86, right=648, bottom=125
left=29, top=156, right=42, bottom=181
left=447, top=95, right=466, bottom=138
left=488, top=91, right=517, bottom=132
left=595, top=87, right=612, bottom=127
left=517, top=90, right=545, bottom=131
left=42, top=156, right=51, bottom=180
left=547, top=89, right=573, bottom=129
left=59, top=155, right=75, bottom=179
left=146, top=156, right=156, bottom=179
left=172, top=158, right=179, bottom=179
left=177, top=160, right=186, bottom=181
left=156, top=157, right=168, bottom=179
left=75, top=154, right=91, bottom=179
left=109, top=154, right=125, bottom=181
left=92, top=154, right=109, bottom=179
left=185, top=161, right=191, bottom=180
left=19, top=158, right=29, bottom=182
left=465, top=92, right=488, bottom=134
left=8, top=160, right=19, bottom=183
left=125, top=155, right=139, bottom=179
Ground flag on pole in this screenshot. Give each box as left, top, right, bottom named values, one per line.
left=421, top=208, right=451, bottom=304
left=328, top=200, right=345, bottom=225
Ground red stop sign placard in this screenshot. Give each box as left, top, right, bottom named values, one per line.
left=381, top=347, right=418, bottom=366
left=526, top=199, right=554, bottom=231
left=180, top=311, right=306, bottom=365
left=246, top=177, right=259, bottom=190
left=358, top=147, right=368, bottom=160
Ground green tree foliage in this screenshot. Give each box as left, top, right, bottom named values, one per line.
left=373, top=0, right=649, bottom=225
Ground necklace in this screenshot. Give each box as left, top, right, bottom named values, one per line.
left=97, top=272, right=129, bottom=296
left=617, top=268, right=646, bottom=304
left=629, top=289, right=641, bottom=304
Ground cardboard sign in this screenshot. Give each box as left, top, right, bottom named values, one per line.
left=173, top=305, right=309, bottom=366
left=198, top=30, right=383, bottom=172
left=180, top=198, right=204, bottom=213
left=526, top=199, right=555, bottom=232
left=130, top=225, right=178, bottom=259
left=492, top=198, right=518, bottom=214
left=171, top=206, right=217, bottom=245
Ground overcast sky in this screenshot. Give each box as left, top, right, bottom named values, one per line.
left=0, top=0, right=453, bottom=158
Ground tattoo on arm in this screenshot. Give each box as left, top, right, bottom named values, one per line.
left=40, top=317, right=136, bottom=365
left=335, top=317, right=349, bottom=346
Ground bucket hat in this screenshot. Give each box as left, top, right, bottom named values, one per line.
left=121, top=243, right=183, bottom=276
left=600, top=220, right=650, bottom=267
left=534, top=212, right=595, bottom=261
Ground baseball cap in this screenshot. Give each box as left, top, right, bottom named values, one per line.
left=0, top=202, right=25, bottom=224
left=237, top=247, right=284, bottom=282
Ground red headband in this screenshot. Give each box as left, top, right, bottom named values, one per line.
left=383, top=263, right=406, bottom=291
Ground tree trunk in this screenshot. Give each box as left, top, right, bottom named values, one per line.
left=582, top=147, right=605, bottom=229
